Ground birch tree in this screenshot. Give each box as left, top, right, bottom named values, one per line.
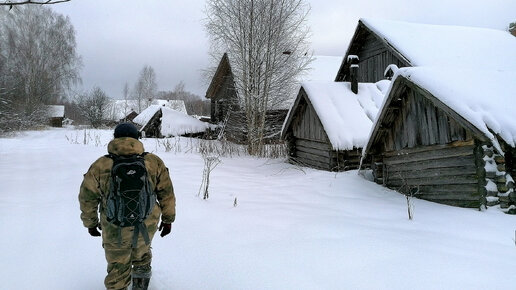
left=132, top=65, right=157, bottom=112
left=205, top=0, right=312, bottom=155
left=0, top=5, right=81, bottom=133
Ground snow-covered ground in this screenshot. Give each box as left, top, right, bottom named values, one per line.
left=0, top=128, right=515, bottom=290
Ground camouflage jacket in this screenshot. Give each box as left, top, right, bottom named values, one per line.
left=79, top=137, right=176, bottom=230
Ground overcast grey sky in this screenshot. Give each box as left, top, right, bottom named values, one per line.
left=51, top=0, right=516, bottom=99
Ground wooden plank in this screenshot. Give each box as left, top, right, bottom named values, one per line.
left=383, top=140, right=475, bottom=157
left=296, top=144, right=332, bottom=158
left=290, top=155, right=331, bottom=170
left=416, top=184, right=479, bottom=193
left=387, top=175, right=478, bottom=186
left=417, top=191, right=479, bottom=200
left=383, top=145, right=474, bottom=165
left=296, top=139, right=331, bottom=151
left=387, top=166, right=477, bottom=179
left=386, top=155, right=475, bottom=172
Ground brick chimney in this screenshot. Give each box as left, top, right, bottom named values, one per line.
left=348, top=55, right=359, bottom=94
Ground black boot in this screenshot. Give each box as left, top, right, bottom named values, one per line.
left=132, top=264, right=151, bottom=290
left=132, top=277, right=150, bottom=290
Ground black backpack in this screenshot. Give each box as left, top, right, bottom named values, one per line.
left=106, top=153, right=156, bottom=247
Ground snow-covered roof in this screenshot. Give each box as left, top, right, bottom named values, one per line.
left=133, top=105, right=161, bottom=127
left=160, top=106, right=211, bottom=137
left=133, top=105, right=211, bottom=137
left=289, top=80, right=387, bottom=150
left=151, top=99, right=188, bottom=114
left=383, top=67, right=516, bottom=151
left=46, top=105, right=64, bottom=118
left=360, top=18, right=516, bottom=70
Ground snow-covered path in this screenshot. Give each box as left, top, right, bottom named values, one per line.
left=0, top=128, right=515, bottom=289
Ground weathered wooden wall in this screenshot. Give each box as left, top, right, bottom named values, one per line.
left=336, top=22, right=410, bottom=83
left=354, top=32, right=407, bottom=82
left=211, top=73, right=238, bottom=123
left=369, top=85, right=484, bottom=208
left=382, top=141, right=481, bottom=207
left=141, top=110, right=162, bottom=138
left=381, top=88, right=473, bottom=152
left=286, top=93, right=362, bottom=171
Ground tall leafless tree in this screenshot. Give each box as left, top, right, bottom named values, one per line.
left=132, top=65, right=157, bottom=112
left=205, top=0, right=312, bottom=155
left=0, top=5, right=81, bottom=133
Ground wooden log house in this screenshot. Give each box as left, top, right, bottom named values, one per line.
left=205, top=53, right=240, bottom=124
left=205, top=53, right=343, bottom=144
left=362, top=67, right=516, bottom=211
left=46, top=105, right=65, bottom=127
left=281, top=80, right=386, bottom=171
left=334, top=18, right=516, bottom=83
left=133, top=105, right=211, bottom=138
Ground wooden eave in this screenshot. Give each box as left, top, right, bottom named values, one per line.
left=335, top=20, right=411, bottom=82
left=205, top=53, right=234, bottom=99
left=363, top=76, right=489, bottom=157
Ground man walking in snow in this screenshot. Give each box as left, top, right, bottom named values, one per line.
left=79, top=123, right=176, bottom=290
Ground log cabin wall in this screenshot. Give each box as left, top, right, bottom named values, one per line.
left=286, top=92, right=361, bottom=171
left=289, top=98, right=333, bottom=170
left=354, top=32, right=407, bottom=83
left=375, top=86, right=484, bottom=208
left=336, top=22, right=410, bottom=83
left=211, top=73, right=238, bottom=123
left=141, top=110, right=163, bottom=138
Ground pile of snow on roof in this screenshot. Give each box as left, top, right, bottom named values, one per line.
left=134, top=105, right=211, bottom=137
left=361, top=18, right=516, bottom=70
left=394, top=67, right=516, bottom=151
left=302, top=80, right=386, bottom=150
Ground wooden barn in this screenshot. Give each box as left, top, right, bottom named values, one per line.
left=205, top=53, right=240, bottom=124
left=334, top=18, right=516, bottom=83
left=133, top=105, right=212, bottom=138
left=46, top=105, right=65, bottom=127
left=362, top=67, right=516, bottom=211
left=281, top=80, right=387, bottom=171
left=205, top=53, right=343, bottom=143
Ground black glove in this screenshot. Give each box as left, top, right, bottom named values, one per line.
left=159, top=222, right=171, bottom=237
left=88, top=225, right=101, bottom=237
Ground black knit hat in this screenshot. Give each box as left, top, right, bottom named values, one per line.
left=114, top=123, right=139, bottom=139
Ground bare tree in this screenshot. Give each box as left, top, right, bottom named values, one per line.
left=205, top=0, right=312, bottom=155
left=0, top=5, right=81, bottom=132
left=0, top=0, right=70, bottom=7
left=76, top=86, right=110, bottom=128
left=132, top=65, right=157, bottom=112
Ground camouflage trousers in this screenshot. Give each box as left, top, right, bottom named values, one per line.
left=102, top=221, right=158, bottom=290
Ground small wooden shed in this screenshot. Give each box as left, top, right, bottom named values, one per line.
left=205, top=53, right=240, bottom=124
left=362, top=67, right=516, bottom=210
left=133, top=105, right=212, bottom=138
left=46, top=105, right=65, bottom=127
left=205, top=53, right=344, bottom=143
left=281, top=80, right=386, bottom=171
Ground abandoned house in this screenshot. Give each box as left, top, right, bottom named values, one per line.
left=205, top=53, right=343, bottom=143
left=362, top=67, right=516, bottom=211
left=133, top=105, right=212, bottom=138
left=281, top=79, right=388, bottom=171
